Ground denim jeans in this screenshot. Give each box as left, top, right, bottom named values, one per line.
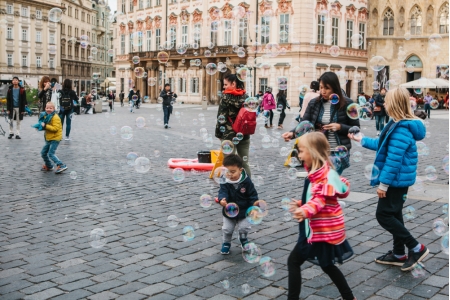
left=424, top=104, right=431, bottom=118
left=163, top=105, right=173, bottom=124
left=41, top=140, right=63, bottom=168
left=375, top=115, right=385, bottom=131
left=59, top=110, right=72, bottom=137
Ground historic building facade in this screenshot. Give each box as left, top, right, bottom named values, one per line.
left=366, top=0, right=449, bottom=94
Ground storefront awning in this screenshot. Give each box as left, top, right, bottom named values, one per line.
left=274, top=63, right=290, bottom=67
left=316, top=63, right=328, bottom=68
left=330, top=64, right=342, bottom=69
left=357, top=66, right=368, bottom=71
left=345, top=66, right=356, bottom=70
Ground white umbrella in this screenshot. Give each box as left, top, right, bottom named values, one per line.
left=400, top=77, right=437, bottom=88
left=429, top=78, right=449, bottom=88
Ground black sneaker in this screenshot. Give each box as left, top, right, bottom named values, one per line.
left=15, top=135, right=21, bottom=139
left=401, top=245, right=429, bottom=271
left=375, top=250, right=407, bottom=266
left=8, top=134, right=13, bottom=139
left=240, top=238, right=249, bottom=248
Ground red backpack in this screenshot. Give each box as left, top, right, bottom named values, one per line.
left=229, top=106, right=257, bottom=135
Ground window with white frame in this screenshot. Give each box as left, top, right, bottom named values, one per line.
left=317, top=15, right=325, bottom=44
left=359, top=23, right=365, bottom=49
left=239, top=18, right=248, bottom=45
left=147, top=0, right=152, bottom=8
left=383, top=9, right=394, bottom=35
left=279, top=14, right=289, bottom=43
left=7, top=27, right=13, bottom=39
left=22, top=55, right=27, bottom=67
left=439, top=3, right=449, bottom=34
left=331, top=17, right=339, bottom=45
left=36, top=10, right=42, bottom=19
left=191, top=77, right=199, bottom=93
left=261, top=17, right=270, bottom=44
left=168, top=78, right=175, bottom=91
left=49, top=57, right=55, bottom=69
left=410, top=6, right=422, bottom=35
left=7, top=4, right=13, bottom=15
left=194, top=23, right=201, bottom=45
left=179, top=77, right=186, bottom=93
left=224, top=20, right=232, bottom=45
left=36, top=56, right=41, bottom=68
left=22, top=28, right=28, bottom=41
left=36, top=31, right=41, bottom=42
left=146, top=30, right=152, bottom=51
left=181, top=25, right=188, bottom=45
left=129, top=0, right=133, bottom=12
left=346, top=21, right=353, bottom=47
left=156, top=0, right=161, bottom=5
left=129, top=33, right=133, bottom=52
left=121, top=0, right=125, bottom=13
left=21, top=7, right=28, bottom=17
left=155, top=28, right=161, bottom=50
left=139, top=0, right=143, bottom=9
left=259, top=78, right=268, bottom=93
left=358, top=80, right=364, bottom=94
left=170, top=27, right=176, bottom=45
left=138, top=33, right=143, bottom=52
left=7, top=54, right=13, bottom=66
left=49, top=32, right=55, bottom=44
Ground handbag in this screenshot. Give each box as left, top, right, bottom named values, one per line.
left=373, top=106, right=382, bottom=112
left=51, top=91, right=60, bottom=111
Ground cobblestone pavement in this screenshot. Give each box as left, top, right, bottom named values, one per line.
left=0, top=103, right=448, bottom=300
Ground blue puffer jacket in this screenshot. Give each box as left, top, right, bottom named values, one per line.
left=362, top=119, right=426, bottom=187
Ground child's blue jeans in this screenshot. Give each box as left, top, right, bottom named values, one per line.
left=41, top=140, right=62, bottom=167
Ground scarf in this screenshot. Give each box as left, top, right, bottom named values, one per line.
left=223, top=89, right=246, bottom=96
left=32, top=111, right=56, bottom=131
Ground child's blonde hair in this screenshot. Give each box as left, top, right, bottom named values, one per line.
left=385, top=87, right=419, bottom=121
left=297, top=132, right=333, bottom=173
left=46, top=102, right=55, bottom=109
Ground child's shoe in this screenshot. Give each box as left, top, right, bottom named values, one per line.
left=221, top=243, right=231, bottom=255
left=401, top=245, right=429, bottom=271
left=55, top=164, right=68, bottom=174
left=375, top=250, right=407, bottom=266
left=240, top=238, right=249, bottom=248
left=41, top=165, right=54, bottom=171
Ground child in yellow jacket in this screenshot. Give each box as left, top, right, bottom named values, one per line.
left=40, top=102, right=68, bottom=173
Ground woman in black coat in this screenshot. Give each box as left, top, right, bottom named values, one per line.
left=282, top=72, right=360, bottom=174
left=276, top=90, right=290, bottom=129
left=373, top=88, right=386, bottom=136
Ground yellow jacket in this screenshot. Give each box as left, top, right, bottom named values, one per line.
left=45, top=113, right=62, bottom=141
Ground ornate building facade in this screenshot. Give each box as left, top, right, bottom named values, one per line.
left=366, top=0, right=449, bottom=94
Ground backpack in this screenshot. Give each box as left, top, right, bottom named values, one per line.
left=414, top=110, right=427, bottom=120
left=60, top=90, right=71, bottom=109
left=229, top=106, right=257, bottom=135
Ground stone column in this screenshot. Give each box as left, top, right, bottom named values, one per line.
left=205, top=68, right=211, bottom=102
left=202, top=67, right=207, bottom=102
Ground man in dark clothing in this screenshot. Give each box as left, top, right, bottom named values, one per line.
left=159, top=83, right=177, bottom=128
left=119, top=90, right=124, bottom=107
left=6, top=77, right=27, bottom=139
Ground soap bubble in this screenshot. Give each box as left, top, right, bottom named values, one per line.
left=172, top=168, right=185, bottom=182
left=148, top=77, right=157, bottom=86
left=280, top=198, right=290, bottom=210
left=359, top=107, right=373, bottom=121
left=49, top=8, right=63, bottom=22
left=330, top=156, right=342, bottom=170
left=443, top=204, right=449, bottom=214
left=213, top=166, right=228, bottom=184
left=242, top=242, right=261, bottom=263
left=261, top=135, right=271, bottom=149
left=352, top=151, right=362, bottom=162
left=334, top=145, right=348, bottom=158
left=126, top=152, right=138, bottom=166
left=242, top=283, right=250, bottom=294
left=441, top=234, right=449, bottom=254
left=167, top=215, right=179, bottom=228
left=236, top=67, right=249, bottom=82
left=430, top=100, right=439, bottom=109
left=120, top=126, right=133, bottom=140
left=90, top=228, right=107, bottom=249
left=135, top=117, right=146, bottom=128
left=294, top=121, right=314, bottom=137
left=221, top=279, right=230, bottom=289
left=329, top=93, right=339, bottom=104
left=338, top=201, right=346, bottom=209
left=287, top=168, right=297, bottom=180
left=329, top=45, right=340, bottom=57
left=278, top=76, right=288, bottom=90
left=258, top=256, right=276, bottom=277
left=351, top=34, right=363, bottom=47
left=244, top=97, right=259, bottom=112
left=225, top=203, right=239, bottom=218
left=254, top=200, right=268, bottom=217
left=443, top=157, right=449, bottom=175
left=410, top=99, right=417, bottom=110
left=346, top=103, right=361, bottom=120
left=206, top=63, right=217, bottom=75
left=417, top=142, right=430, bottom=156
left=182, top=226, right=195, bottom=242
left=364, top=164, right=380, bottom=180
left=403, top=194, right=408, bottom=201
left=372, top=81, right=380, bottom=90
left=412, top=177, right=424, bottom=192
left=157, top=51, right=169, bottom=64
left=134, top=67, right=145, bottom=78
left=221, top=140, right=234, bottom=155
left=132, top=56, right=140, bottom=64
left=236, top=132, right=244, bottom=140
left=280, top=147, right=290, bottom=157
left=199, top=194, right=213, bottom=208
left=425, top=166, right=437, bottom=181
left=403, top=206, right=416, bottom=220
left=217, top=115, right=226, bottom=124
left=107, top=49, right=114, bottom=57
left=246, top=206, right=263, bottom=225
left=134, top=157, right=150, bottom=173
left=369, top=56, right=387, bottom=72
left=411, top=262, right=427, bottom=278
left=432, top=219, right=449, bottom=236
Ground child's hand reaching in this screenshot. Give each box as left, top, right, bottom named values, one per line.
left=292, top=208, right=306, bottom=222
left=219, top=198, right=227, bottom=207
left=41, top=122, right=46, bottom=128
left=288, top=199, right=300, bottom=213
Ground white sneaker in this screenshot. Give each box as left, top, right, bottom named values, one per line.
left=377, top=131, right=380, bottom=136
left=64, top=136, right=70, bottom=141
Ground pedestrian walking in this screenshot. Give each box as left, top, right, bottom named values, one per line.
left=262, top=88, right=276, bottom=128
left=373, top=88, right=387, bottom=136
left=276, top=90, right=290, bottom=129
left=423, top=92, right=433, bottom=119
left=348, top=87, right=429, bottom=272
left=119, top=90, right=124, bottom=107
left=58, top=79, right=78, bottom=141
left=159, top=83, right=177, bottom=128
left=6, top=76, right=27, bottom=139
left=108, top=91, right=114, bottom=112
left=37, top=76, right=56, bottom=114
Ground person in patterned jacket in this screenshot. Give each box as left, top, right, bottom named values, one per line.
left=215, top=74, right=251, bottom=176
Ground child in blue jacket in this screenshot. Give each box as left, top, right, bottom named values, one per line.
left=217, top=154, right=258, bottom=255
left=349, top=87, right=428, bottom=272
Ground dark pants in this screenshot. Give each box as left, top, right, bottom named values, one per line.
left=299, top=97, right=304, bottom=111
left=424, top=104, right=431, bottom=118
left=278, top=109, right=286, bottom=125
left=375, top=115, right=385, bottom=131
left=287, top=243, right=354, bottom=300
left=120, top=99, right=124, bottom=107
left=265, top=110, right=274, bottom=126
left=385, top=114, right=389, bottom=123
left=376, top=186, right=419, bottom=255
left=84, top=104, right=91, bottom=114
left=59, top=110, right=72, bottom=137
left=163, top=105, right=173, bottom=125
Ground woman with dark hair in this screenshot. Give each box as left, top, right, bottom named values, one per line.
left=282, top=72, right=360, bottom=174
left=215, top=74, right=252, bottom=176
left=58, top=79, right=78, bottom=141
left=373, top=88, right=387, bottom=135
left=262, top=87, right=276, bottom=128
left=276, top=90, right=290, bottom=129
left=38, top=76, right=53, bottom=114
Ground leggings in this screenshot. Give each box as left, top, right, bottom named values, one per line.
left=265, top=110, right=274, bottom=126
left=287, top=243, right=354, bottom=300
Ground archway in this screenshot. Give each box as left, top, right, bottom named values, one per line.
left=405, top=55, right=423, bottom=82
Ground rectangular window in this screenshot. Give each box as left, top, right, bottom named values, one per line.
left=61, top=24, right=65, bottom=35
left=129, top=33, right=133, bottom=52
left=139, top=0, right=143, bottom=9
left=346, top=20, right=353, bottom=48
left=68, top=45, right=72, bottom=56
left=331, top=17, right=339, bottom=45
left=7, top=4, right=13, bottom=15
left=155, top=28, right=161, bottom=50
left=7, top=54, right=13, bottom=66
left=194, top=23, right=201, bottom=45
left=191, top=77, right=199, bottom=93
left=36, top=56, right=41, bottom=68
left=81, top=12, right=85, bottom=22
left=259, top=78, right=268, bottom=93
left=49, top=32, right=55, bottom=44
left=181, top=25, right=188, bottom=45
left=22, top=29, right=27, bottom=41
left=358, top=80, right=364, bottom=94
left=224, top=20, right=232, bottom=45
left=121, top=0, right=125, bottom=13
left=168, top=78, right=175, bottom=91
left=179, top=78, right=186, bottom=93
left=210, top=30, right=217, bottom=45
left=261, top=17, right=270, bottom=44
left=49, top=57, right=54, bottom=69
left=75, top=9, right=78, bottom=19
left=279, top=14, right=289, bottom=43
left=359, top=23, right=365, bottom=49
left=68, top=26, right=72, bottom=36
left=36, top=10, right=42, bottom=19
left=239, top=18, right=248, bottom=45
left=147, top=0, right=152, bottom=8
left=170, top=27, right=176, bottom=45
left=75, top=47, right=79, bottom=58
left=22, top=55, right=27, bottom=67
left=21, top=7, right=28, bottom=17
left=36, top=31, right=41, bottom=42
left=138, top=33, right=143, bottom=52
left=317, top=15, right=325, bottom=44
left=156, top=0, right=161, bottom=5
left=7, top=27, right=13, bottom=39
left=68, top=7, right=72, bottom=17
left=129, top=0, right=134, bottom=12
left=87, top=14, right=90, bottom=24
left=146, top=31, right=152, bottom=51
left=75, top=28, right=79, bottom=37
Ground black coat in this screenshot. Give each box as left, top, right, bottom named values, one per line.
left=59, top=89, right=78, bottom=112
left=6, top=85, right=28, bottom=121
left=373, top=93, right=386, bottom=116
left=297, top=96, right=360, bottom=151
left=218, top=174, right=259, bottom=219
left=277, top=94, right=290, bottom=110
left=159, top=90, right=177, bottom=106
left=38, top=89, right=52, bottom=112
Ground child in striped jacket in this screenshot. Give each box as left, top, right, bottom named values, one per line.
left=288, top=132, right=356, bottom=300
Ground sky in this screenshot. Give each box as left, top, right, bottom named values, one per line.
left=108, top=0, right=117, bottom=12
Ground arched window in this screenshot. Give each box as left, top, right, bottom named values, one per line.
left=410, top=6, right=422, bottom=35
left=439, top=3, right=449, bottom=33
left=383, top=8, right=394, bottom=35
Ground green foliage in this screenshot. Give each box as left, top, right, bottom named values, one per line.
left=25, top=87, right=40, bottom=108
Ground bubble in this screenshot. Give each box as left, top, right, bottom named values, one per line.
left=294, top=121, right=314, bottom=137
left=441, top=234, right=449, bottom=254
left=406, top=65, right=415, bottom=74
left=338, top=200, right=346, bottom=209
left=167, top=215, right=179, bottom=228
left=324, top=34, right=333, bottom=44
left=236, top=132, right=244, bottom=140
left=369, top=56, right=387, bottom=72
left=147, top=77, right=157, bottom=86
left=135, top=117, right=146, bottom=128
left=433, top=219, right=449, bottom=236
left=213, top=166, right=228, bottom=184
left=412, top=177, right=424, bottom=192
left=411, top=262, right=427, bottom=278
left=49, top=7, right=63, bottom=22
left=364, top=164, right=380, bottom=180
left=134, top=67, right=145, bottom=78
left=287, top=168, right=297, bottom=180
left=403, top=206, right=416, bottom=220
left=425, top=166, right=437, bottom=181
left=258, top=256, right=276, bottom=277
left=176, top=44, right=188, bottom=55
left=90, top=228, right=107, bottom=249
left=225, top=203, right=239, bottom=218
left=430, top=100, right=439, bottom=109
left=359, top=107, right=373, bottom=121
left=243, top=156, right=248, bottom=161
left=352, top=151, right=363, bottom=162
left=170, top=168, right=185, bottom=182
left=254, top=200, right=268, bottom=217
left=244, top=97, right=259, bottom=112
left=48, top=45, right=57, bottom=55
left=242, top=242, right=261, bottom=263
left=236, top=67, right=249, bottom=82
left=182, top=226, right=195, bottom=242
left=417, top=142, right=430, bottom=156
left=410, top=99, right=417, bottom=110
left=403, top=194, right=408, bottom=202
left=299, top=84, right=308, bottom=94
left=372, top=81, right=380, bottom=90
left=221, top=140, right=234, bottom=155
left=333, top=145, right=348, bottom=158
left=217, top=115, right=226, bottom=124
left=329, top=45, right=340, bottom=57
left=221, top=279, right=230, bottom=289
left=261, top=135, right=271, bottom=149
left=351, top=34, right=363, bottom=47
left=132, top=56, right=140, bottom=64
left=278, top=76, right=288, bottom=90
left=240, top=187, right=246, bottom=193
left=200, top=194, right=213, bottom=208
left=134, top=157, right=150, bottom=173
left=246, top=206, right=263, bottom=225
left=206, top=63, right=217, bottom=75
left=107, top=49, right=114, bottom=57
left=346, top=103, right=361, bottom=120
left=443, top=204, right=449, bottom=215
left=242, top=283, right=250, bottom=294
left=404, top=32, right=412, bottom=40
left=70, top=171, right=77, bottom=179
left=330, top=156, right=342, bottom=170
left=156, top=51, right=169, bottom=64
